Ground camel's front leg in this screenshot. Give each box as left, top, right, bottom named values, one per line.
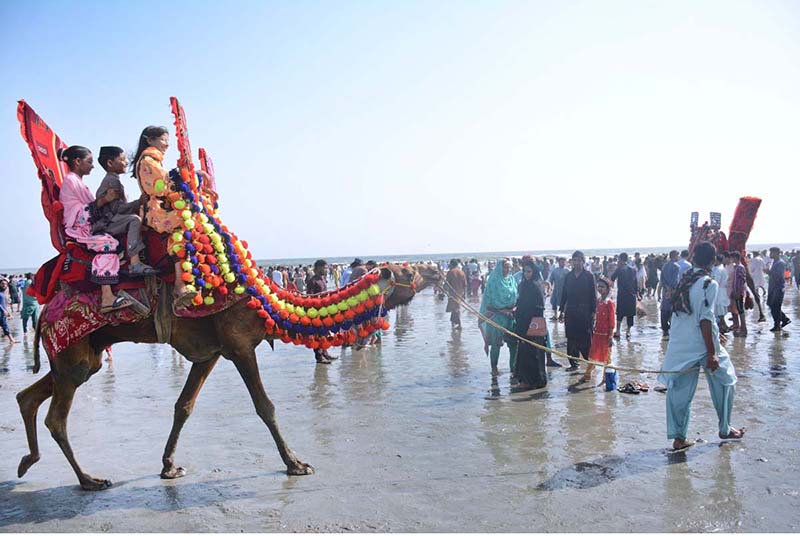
left=230, top=350, right=314, bottom=476
left=161, top=356, right=220, bottom=478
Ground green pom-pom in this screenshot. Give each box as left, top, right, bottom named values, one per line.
left=181, top=210, right=193, bottom=220
left=307, top=308, right=318, bottom=319
left=204, top=296, right=215, bottom=305
left=172, top=232, right=183, bottom=242
left=368, top=284, right=381, bottom=296
left=234, top=286, right=245, bottom=295
left=173, top=199, right=186, bottom=210
left=154, top=179, right=166, bottom=193
left=172, top=244, right=183, bottom=254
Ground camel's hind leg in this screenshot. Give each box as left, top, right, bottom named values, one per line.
left=161, top=356, right=220, bottom=479
left=45, top=341, right=110, bottom=491
left=229, top=350, right=314, bottom=476
left=16, top=372, right=54, bottom=477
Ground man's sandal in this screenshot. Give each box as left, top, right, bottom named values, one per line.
left=669, top=440, right=696, bottom=454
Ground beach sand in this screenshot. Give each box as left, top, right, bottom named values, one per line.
left=1, top=287, right=799, bottom=532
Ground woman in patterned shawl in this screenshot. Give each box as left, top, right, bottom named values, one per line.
left=479, top=259, right=518, bottom=377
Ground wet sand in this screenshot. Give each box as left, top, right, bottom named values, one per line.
left=1, top=288, right=799, bottom=532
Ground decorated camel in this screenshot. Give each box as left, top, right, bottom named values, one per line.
left=15, top=99, right=442, bottom=490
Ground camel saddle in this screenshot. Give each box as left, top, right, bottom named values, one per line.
left=33, top=231, right=246, bottom=360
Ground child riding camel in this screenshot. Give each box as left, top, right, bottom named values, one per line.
left=131, top=126, right=197, bottom=308
left=92, top=146, right=156, bottom=277
left=58, top=146, right=133, bottom=313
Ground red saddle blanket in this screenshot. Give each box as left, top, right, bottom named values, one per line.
left=39, top=286, right=157, bottom=361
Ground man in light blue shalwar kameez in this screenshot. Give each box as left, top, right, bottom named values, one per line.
left=658, top=242, right=746, bottom=452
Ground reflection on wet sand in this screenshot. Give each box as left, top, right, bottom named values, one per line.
left=0, top=286, right=798, bottom=531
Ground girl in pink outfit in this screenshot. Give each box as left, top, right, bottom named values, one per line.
left=59, top=146, right=132, bottom=313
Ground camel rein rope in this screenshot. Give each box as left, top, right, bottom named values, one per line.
left=438, top=278, right=695, bottom=376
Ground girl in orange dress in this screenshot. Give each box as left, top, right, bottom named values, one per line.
left=582, top=275, right=615, bottom=384
left=131, top=126, right=197, bottom=307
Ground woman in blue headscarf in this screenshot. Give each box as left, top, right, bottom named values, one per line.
left=479, top=258, right=518, bottom=376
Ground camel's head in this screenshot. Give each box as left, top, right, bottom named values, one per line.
left=379, top=262, right=443, bottom=310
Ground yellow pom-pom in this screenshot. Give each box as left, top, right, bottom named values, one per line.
left=172, top=244, right=183, bottom=254
left=183, top=220, right=194, bottom=229
left=172, top=232, right=183, bottom=243
left=182, top=261, right=193, bottom=272
left=224, top=272, right=236, bottom=283
left=234, top=286, right=245, bottom=295
left=307, top=308, right=318, bottom=319
left=184, top=285, right=197, bottom=293
left=173, top=199, right=186, bottom=210
left=181, top=210, right=192, bottom=220
left=368, top=284, right=380, bottom=296
left=199, top=214, right=209, bottom=224
left=295, top=307, right=306, bottom=317
left=347, top=297, right=358, bottom=307
left=358, top=290, right=369, bottom=302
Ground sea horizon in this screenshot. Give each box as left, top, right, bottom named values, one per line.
left=3, top=241, right=798, bottom=274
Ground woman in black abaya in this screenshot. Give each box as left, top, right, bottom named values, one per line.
left=513, top=259, right=548, bottom=391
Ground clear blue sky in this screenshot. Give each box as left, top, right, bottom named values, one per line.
left=2, top=0, right=798, bottom=268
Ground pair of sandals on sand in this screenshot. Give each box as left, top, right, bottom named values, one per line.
left=617, top=381, right=650, bottom=394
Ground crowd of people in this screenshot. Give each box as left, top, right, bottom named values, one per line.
left=0, top=273, right=39, bottom=345
left=439, top=245, right=799, bottom=451
left=441, top=247, right=800, bottom=383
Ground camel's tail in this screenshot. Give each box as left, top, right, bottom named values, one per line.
left=32, top=315, right=42, bottom=374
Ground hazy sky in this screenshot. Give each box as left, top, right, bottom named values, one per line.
left=1, top=0, right=798, bottom=268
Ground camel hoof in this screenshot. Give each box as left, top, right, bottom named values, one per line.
left=160, top=466, right=187, bottom=479
left=17, top=453, right=40, bottom=477
left=287, top=462, right=314, bottom=476
left=80, top=477, right=112, bottom=491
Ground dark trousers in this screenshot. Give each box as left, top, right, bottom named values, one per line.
left=566, top=338, right=590, bottom=369
left=768, top=290, right=788, bottom=328
left=617, top=314, right=634, bottom=328
left=660, top=302, right=672, bottom=335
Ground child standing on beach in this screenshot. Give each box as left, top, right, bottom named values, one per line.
left=582, top=275, right=615, bottom=384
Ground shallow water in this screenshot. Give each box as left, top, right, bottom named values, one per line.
left=1, top=287, right=799, bottom=532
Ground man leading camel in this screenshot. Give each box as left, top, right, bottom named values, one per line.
left=659, top=241, right=745, bottom=452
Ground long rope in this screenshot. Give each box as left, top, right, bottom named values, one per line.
left=438, top=278, right=694, bottom=375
